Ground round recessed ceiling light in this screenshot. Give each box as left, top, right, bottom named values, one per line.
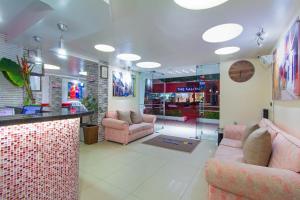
left=44, top=64, right=60, bottom=70
left=117, top=53, right=141, bottom=61
left=136, top=62, right=161, bottom=69
left=215, top=46, right=240, bottom=55
left=203, top=23, right=243, bottom=43
left=94, top=44, right=115, bottom=52
left=174, top=0, right=229, bottom=10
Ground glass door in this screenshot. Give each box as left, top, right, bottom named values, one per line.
left=141, top=71, right=166, bottom=132
left=196, top=64, right=220, bottom=141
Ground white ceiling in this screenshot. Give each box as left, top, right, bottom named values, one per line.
left=1, top=0, right=300, bottom=75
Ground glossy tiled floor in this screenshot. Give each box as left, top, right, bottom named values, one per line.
left=79, top=125, right=217, bottom=200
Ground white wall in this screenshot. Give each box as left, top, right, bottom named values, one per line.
left=108, top=66, right=141, bottom=112
left=273, top=101, right=300, bottom=138
left=220, top=58, right=272, bottom=127
left=0, top=34, right=24, bottom=107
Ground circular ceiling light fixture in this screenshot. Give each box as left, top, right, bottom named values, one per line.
left=174, top=0, right=229, bottom=10
left=94, top=44, right=115, bottom=52
left=136, top=62, right=161, bottom=69
left=44, top=64, right=60, bottom=70
left=117, top=53, right=141, bottom=61
left=202, top=23, right=243, bottom=43
left=215, top=46, right=240, bottom=55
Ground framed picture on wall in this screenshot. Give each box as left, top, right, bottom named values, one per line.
left=31, top=63, right=44, bottom=76
left=112, top=70, right=135, bottom=97
left=30, top=76, right=41, bottom=91
left=273, top=19, right=300, bottom=100
left=27, top=49, right=44, bottom=76
left=101, top=65, right=108, bottom=79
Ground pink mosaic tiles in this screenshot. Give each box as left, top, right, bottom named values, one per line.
left=0, top=118, right=80, bottom=200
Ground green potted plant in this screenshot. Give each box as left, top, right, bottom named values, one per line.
left=0, top=56, right=35, bottom=105
left=81, top=95, right=101, bottom=145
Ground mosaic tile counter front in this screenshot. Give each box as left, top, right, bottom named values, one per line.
left=0, top=118, right=80, bottom=199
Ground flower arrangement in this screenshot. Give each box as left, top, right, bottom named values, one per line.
left=0, top=56, right=35, bottom=105
left=17, top=56, right=34, bottom=105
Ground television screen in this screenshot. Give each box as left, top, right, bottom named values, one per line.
left=68, top=81, right=85, bottom=100
left=21, top=106, right=42, bottom=115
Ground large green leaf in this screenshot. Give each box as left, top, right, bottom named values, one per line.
left=0, top=57, right=24, bottom=87
left=2, top=71, right=24, bottom=87
left=0, top=58, right=20, bottom=73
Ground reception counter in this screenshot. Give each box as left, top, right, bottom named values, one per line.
left=0, top=110, right=93, bottom=199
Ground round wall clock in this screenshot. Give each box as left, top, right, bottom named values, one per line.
left=228, top=60, right=255, bottom=83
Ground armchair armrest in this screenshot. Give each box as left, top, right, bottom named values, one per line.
left=223, top=125, right=246, bottom=140
left=143, top=114, right=156, bottom=124
left=102, top=118, right=129, bottom=130
left=205, top=159, right=300, bottom=200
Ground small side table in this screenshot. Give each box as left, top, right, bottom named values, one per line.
left=217, top=128, right=224, bottom=146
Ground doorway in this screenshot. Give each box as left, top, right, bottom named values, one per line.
left=141, top=64, right=220, bottom=142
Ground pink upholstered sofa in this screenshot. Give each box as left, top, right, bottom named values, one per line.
left=206, top=119, right=300, bottom=200
left=102, top=111, right=156, bottom=145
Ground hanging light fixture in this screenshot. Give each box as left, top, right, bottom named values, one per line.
left=56, top=22, right=68, bottom=59
left=33, top=36, right=43, bottom=64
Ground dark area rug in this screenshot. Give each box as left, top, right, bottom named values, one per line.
left=143, top=135, right=200, bottom=153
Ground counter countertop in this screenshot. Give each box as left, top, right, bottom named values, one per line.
left=0, top=109, right=94, bottom=127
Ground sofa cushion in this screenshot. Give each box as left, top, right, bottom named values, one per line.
left=241, top=124, right=260, bottom=146
left=214, top=145, right=244, bottom=163
left=243, top=128, right=272, bottom=166
left=131, top=111, right=143, bottom=124
left=106, top=111, right=118, bottom=119
left=223, top=125, right=246, bottom=140
left=117, top=110, right=133, bottom=125
left=268, top=132, right=300, bottom=173
left=220, top=138, right=242, bottom=148
left=259, top=118, right=279, bottom=142
left=129, top=122, right=153, bottom=135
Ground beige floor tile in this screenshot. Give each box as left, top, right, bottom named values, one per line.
left=104, top=155, right=165, bottom=193
left=80, top=156, right=126, bottom=179
left=133, top=174, right=189, bottom=200
left=79, top=172, right=128, bottom=200
left=110, top=150, right=144, bottom=165
left=181, top=170, right=209, bottom=200
left=79, top=124, right=217, bottom=200
left=122, top=195, right=140, bottom=200
left=133, top=161, right=199, bottom=200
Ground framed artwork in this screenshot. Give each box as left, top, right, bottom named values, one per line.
left=67, top=81, right=85, bottom=100
left=27, top=49, right=44, bottom=76
left=273, top=19, right=300, bottom=100
left=30, top=76, right=41, bottom=91
left=101, top=65, right=108, bottom=79
left=112, top=70, right=135, bottom=97
left=31, top=63, right=44, bottom=76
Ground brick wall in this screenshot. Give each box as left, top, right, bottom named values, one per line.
left=86, top=63, right=108, bottom=142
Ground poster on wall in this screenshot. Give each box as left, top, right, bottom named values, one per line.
left=112, top=70, right=135, bottom=97
left=273, top=19, right=300, bottom=100
left=68, top=81, right=85, bottom=100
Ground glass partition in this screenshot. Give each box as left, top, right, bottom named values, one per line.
left=141, top=71, right=166, bottom=132
left=196, top=64, right=220, bottom=141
